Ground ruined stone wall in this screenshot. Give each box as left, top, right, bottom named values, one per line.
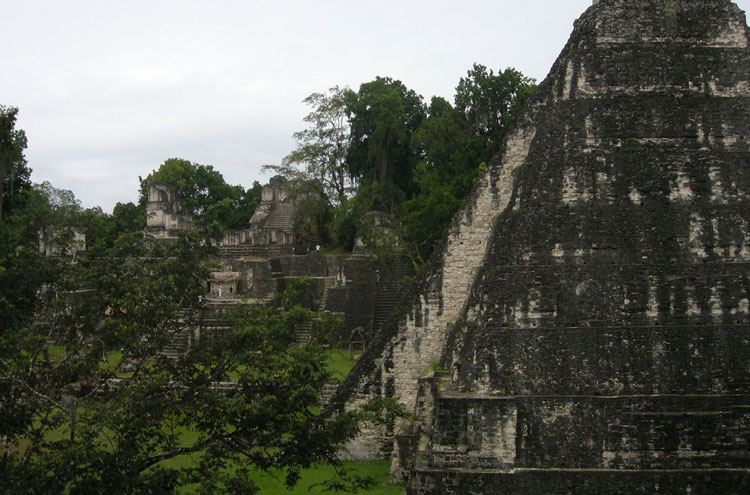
left=144, top=182, right=194, bottom=240
left=275, top=253, right=329, bottom=277
left=38, top=227, right=86, bottom=257
left=407, top=468, right=750, bottom=495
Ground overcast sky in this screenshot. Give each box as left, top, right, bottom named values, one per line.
left=3, top=0, right=749, bottom=212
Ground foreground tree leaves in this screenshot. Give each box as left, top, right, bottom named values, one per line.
left=0, top=230, right=392, bottom=494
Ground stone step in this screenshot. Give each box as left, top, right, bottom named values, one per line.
left=319, top=276, right=339, bottom=312
left=604, top=407, right=750, bottom=469
left=295, top=323, right=313, bottom=346
left=217, top=244, right=293, bottom=258
left=319, top=382, right=339, bottom=407
left=162, top=327, right=193, bottom=360
left=407, top=467, right=750, bottom=495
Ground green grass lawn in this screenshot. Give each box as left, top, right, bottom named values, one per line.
left=170, top=459, right=405, bottom=495
left=319, top=246, right=352, bottom=256
left=45, top=345, right=132, bottom=377
left=326, top=348, right=361, bottom=382
left=161, top=426, right=404, bottom=494
left=250, top=460, right=405, bottom=495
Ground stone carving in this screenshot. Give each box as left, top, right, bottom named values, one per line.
left=331, top=1, right=750, bottom=493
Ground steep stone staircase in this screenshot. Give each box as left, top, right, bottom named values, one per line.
left=295, top=322, right=312, bottom=346
left=263, top=202, right=296, bottom=231
left=318, top=276, right=337, bottom=312
left=161, top=309, right=199, bottom=359
left=161, top=301, right=239, bottom=359
left=372, top=261, right=413, bottom=333
left=218, top=244, right=291, bottom=258
left=162, top=327, right=193, bottom=360
left=42, top=322, right=67, bottom=346
left=319, top=382, right=340, bottom=407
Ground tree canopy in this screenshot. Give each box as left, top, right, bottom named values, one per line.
left=267, top=86, right=356, bottom=207
left=454, top=64, right=536, bottom=164
left=139, top=158, right=261, bottom=232
left=273, top=64, right=535, bottom=261
left=345, top=77, right=426, bottom=212
left=399, top=65, right=535, bottom=261
left=0, top=105, right=31, bottom=220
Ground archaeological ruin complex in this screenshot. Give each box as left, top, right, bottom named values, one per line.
left=141, top=175, right=411, bottom=356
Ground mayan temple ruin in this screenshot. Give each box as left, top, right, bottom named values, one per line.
left=329, top=0, right=750, bottom=493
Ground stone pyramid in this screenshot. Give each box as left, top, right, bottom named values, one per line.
left=332, top=1, right=750, bottom=493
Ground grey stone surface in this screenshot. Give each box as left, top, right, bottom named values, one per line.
left=144, top=181, right=194, bottom=241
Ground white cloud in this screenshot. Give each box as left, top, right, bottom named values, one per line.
left=5, top=0, right=749, bottom=211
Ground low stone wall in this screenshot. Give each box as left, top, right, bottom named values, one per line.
left=276, top=253, right=330, bottom=277
left=407, top=467, right=750, bottom=495
left=426, top=393, right=750, bottom=471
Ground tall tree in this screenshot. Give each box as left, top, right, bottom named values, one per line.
left=139, top=158, right=234, bottom=217
left=267, top=86, right=355, bottom=207
left=0, top=106, right=31, bottom=220
left=401, top=66, right=536, bottom=264
left=33, top=181, right=83, bottom=225
left=345, top=77, right=426, bottom=211
left=412, top=96, right=477, bottom=179
left=111, top=201, right=146, bottom=237
left=454, top=64, right=536, bottom=164
left=198, top=181, right=262, bottom=231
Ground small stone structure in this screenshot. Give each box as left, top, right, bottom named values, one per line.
left=246, top=175, right=296, bottom=247
left=208, top=272, right=239, bottom=298
left=144, top=176, right=297, bottom=252
left=144, top=181, right=193, bottom=242
left=38, top=226, right=86, bottom=258
left=217, top=176, right=297, bottom=254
